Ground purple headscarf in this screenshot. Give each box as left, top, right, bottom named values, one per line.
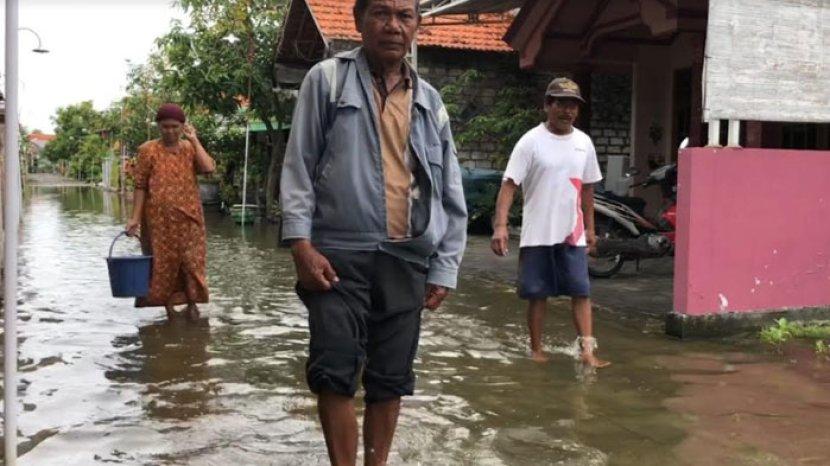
left=155, top=103, right=186, bottom=123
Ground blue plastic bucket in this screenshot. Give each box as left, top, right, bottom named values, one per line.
left=106, top=231, right=152, bottom=298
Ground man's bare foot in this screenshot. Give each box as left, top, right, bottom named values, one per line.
left=580, top=352, right=611, bottom=368
left=575, top=336, right=611, bottom=368
left=530, top=350, right=550, bottom=363
left=165, top=305, right=177, bottom=321
left=185, top=304, right=200, bottom=322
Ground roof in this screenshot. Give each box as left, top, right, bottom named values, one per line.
left=420, top=0, right=525, bottom=17
left=27, top=133, right=56, bottom=142
left=306, top=0, right=514, bottom=52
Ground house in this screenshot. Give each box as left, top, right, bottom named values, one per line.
left=26, top=131, right=55, bottom=173
left=277, top=1, right=640, bottom=170
left=429, top=0, right=830, bottom=334
left=277, top=0, right=540, bottom=168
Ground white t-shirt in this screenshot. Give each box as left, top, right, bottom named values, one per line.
left=503, top=124, right=603, bottom=248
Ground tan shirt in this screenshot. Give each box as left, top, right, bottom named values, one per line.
left=372, top=68, right=415, bottom=240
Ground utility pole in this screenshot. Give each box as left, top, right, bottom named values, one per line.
left=4, top=0, right=21, bottom=462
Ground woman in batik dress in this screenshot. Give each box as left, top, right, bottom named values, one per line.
left=126, top=103, right=216, bottom=322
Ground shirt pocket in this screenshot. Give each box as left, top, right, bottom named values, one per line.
left=318, top=95, right=365, bottom=185
left=426, top=143, right=444, bottom=196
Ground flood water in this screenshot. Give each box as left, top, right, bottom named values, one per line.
left=2, top=186, right=829, bottom=465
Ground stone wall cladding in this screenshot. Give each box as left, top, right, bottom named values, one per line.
left=327, top=41, right=632, bottom=171
left=418, top=48, right=552, bottom=170
left=588, top=73, right=632, bottom=165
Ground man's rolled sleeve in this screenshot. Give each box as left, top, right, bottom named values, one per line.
left=427, top=110, right=467, bottom=289
left=280, top=64, right=329, bottom=242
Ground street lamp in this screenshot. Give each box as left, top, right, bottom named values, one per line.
left=19, top=27, right=50, bottom=54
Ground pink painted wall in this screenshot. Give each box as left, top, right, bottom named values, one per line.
left=674, top=148, right=830, bottom=316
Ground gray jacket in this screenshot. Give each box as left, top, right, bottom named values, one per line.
left=280, top=48, right=467, bottom=289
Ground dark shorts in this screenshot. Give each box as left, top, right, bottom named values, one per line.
left=518, top=245, right=591, bottom=299
left=296, top=250, right=427, bottom=404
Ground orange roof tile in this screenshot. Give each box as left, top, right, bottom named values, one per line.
left=306, top=0, right=514, bottom=52
left=28, top=133, right=56, bottom=142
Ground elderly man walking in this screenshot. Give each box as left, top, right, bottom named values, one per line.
left=491, top=78, right=610, bottom=368
left=279, top=0, right=467, bottom=464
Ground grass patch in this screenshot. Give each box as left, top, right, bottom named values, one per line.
left=760, top=318, right=830, bottom=357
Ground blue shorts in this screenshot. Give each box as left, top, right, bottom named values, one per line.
left=518, top=245, right=591, bottom=299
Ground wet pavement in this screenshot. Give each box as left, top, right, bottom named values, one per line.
left=2, top=185, right=829, bottom=465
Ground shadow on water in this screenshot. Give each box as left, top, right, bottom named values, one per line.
left=105, top=318, right=212, bottom=420
left=3, top=185, right=829, bottom=465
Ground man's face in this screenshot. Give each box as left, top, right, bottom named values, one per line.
left=158, top=119, right=183, bottom=143
left=356, top=0, right=419, bottom=65
left=545, top=98, right=580, bottom=132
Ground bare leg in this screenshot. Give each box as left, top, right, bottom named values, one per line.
left=185, top=303, right=200, bottom=322
left=318, top=391, right=358, bottom=466
left=364, top=398, right=401, bottom=466
left=572, top=297, right=610, bottom=368
left=527, top=299, right=549, bottom=362
left=165, top=303, right=177, bottom=322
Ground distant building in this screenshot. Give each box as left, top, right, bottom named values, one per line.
left=26, top=131, right=56, bottom=173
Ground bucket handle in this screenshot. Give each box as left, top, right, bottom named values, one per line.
left=109, top=231, right=140, bottom=258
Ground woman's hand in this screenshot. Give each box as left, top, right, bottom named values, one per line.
left=182, top=123, right=198, bottom=143
left=125, top=218, right=140, bottom=237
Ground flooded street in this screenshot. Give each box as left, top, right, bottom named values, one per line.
left=3, top=186, right=829, bottom=465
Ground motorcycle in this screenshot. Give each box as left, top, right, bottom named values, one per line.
left=588, top=163, right=678, bottom=278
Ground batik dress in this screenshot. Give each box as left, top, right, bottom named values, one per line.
left=134, top=139, right=209, bottom=307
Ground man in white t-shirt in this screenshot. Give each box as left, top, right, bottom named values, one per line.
left=491, top=77, right=609, bottom=368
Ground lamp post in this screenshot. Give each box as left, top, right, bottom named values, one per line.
left=18, top=27, right=50, bottom=54
left=4, top=12, right=49, bottom=464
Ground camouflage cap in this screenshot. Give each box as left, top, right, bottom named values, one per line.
left=545, top=77, right=585, bottom=103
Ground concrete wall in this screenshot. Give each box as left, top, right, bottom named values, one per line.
left=705, top=0, right=830, bottom=123
left=674, top=147, right=830, bottom=316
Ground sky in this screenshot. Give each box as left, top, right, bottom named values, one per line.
left=1, top=0, right=187, bottom=132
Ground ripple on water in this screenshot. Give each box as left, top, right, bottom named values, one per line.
left=14, top=187, right=830, bottom=465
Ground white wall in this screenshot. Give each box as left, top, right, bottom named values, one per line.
left=704, top=0, right=830, bottom=123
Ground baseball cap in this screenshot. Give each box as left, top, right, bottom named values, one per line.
left=545, top=77, right=585, bottom=103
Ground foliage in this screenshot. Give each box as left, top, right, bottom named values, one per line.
left=149, top=0, right=293, bottom=209
left=42, top=102, right=115, bottom=182
left=760, top=318, right=830, bottom=356
left=465, top=181, right=522, bottom=234
left=441, top=69, right=545, bottom=170
left=43, top=102, right=104, bottom=162
left=440, top=70, right=541, bottom=230
left=815, top=340, right=829, bottom=358
left=41, top=0, right=292, bottom=204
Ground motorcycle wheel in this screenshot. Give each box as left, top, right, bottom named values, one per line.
left=588, top=218, right=627, bottom=278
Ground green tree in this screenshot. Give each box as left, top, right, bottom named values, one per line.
left=43, top=101, right=114, bottom=181
left=152, top=0, right=293, bottom=217
left=43, top=101, right=98, bottom=164
left=72, top=134, right=111, bottom=182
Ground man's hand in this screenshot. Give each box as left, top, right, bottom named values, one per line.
left=491, top=225, right=510, bottom=256
left=182, top=123, right=198, bottom=143
left=291, top=240, right=339, bottom=292
left=585, top=229, right=597, bottom=255
left=424, top=284, right=449, bottom=310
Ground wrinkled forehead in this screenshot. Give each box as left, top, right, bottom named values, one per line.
left=361, top=0, right=419, bottom=13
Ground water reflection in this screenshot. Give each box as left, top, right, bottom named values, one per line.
left=8, top=185, right=830, bottom=465
left=106, top=318, right=212, bottom=420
